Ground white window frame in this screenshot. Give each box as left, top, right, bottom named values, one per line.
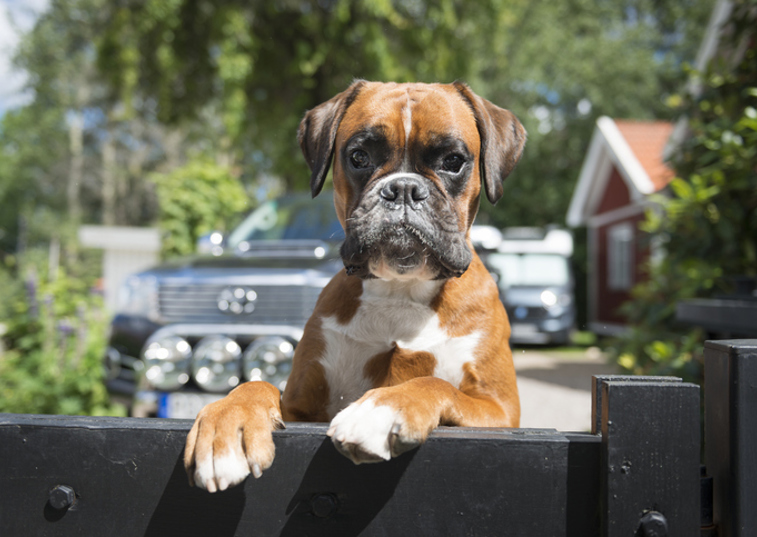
left=607, top=222, right=634, bottom=291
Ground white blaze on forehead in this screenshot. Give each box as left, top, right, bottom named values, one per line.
left=402, top=93, right=412, bottom=144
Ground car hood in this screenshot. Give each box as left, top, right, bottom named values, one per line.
left=140, top=241, right=343, bottom=282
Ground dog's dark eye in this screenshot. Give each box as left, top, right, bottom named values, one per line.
left=350, top=149, right=372, bottom=169
left=441, top=154, right=465, bottom=174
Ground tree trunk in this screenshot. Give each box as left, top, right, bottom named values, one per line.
left=67, top=84, right=89, bottom=223
left=124, top=121, right=149, bottom=225
left=67, top=109, right=84, bottom=223
left=101, top=129, right=117, bottom=226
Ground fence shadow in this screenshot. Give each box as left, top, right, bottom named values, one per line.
left=278, top=437, right=416, bottom=536
left=145, top=455, right=246, bottom=537
left=143, top=435, right=415, bottom=536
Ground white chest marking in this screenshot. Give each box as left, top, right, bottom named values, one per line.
left=318, top=280, right=480, bottom=418
left=399, top=317, right=481, bottom=389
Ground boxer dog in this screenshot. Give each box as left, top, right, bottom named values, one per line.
left=184, top=81, right=526, bottom=492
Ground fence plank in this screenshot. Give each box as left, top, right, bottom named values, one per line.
left=0, top=414, right=601, bottom=537
left=704, top=339, right=757, bottom=537
left=598, top=379, right=700, bottom=537
left=591, top=376, right=681, bottom=435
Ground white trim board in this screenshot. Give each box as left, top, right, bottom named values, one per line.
left=567, top=116, right=657, bottom=227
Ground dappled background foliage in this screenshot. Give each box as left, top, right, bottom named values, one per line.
left=0, top=0, right=714, bottom=257
left=92, top=0, right=714, bottom=227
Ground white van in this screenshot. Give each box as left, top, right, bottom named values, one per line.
left=473, top=227, right=575, bottom=345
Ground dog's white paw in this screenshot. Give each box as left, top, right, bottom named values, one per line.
left=188, top=416, right=276, bottom=492
left=327, top=398, right=421, bottom=464
left=194, top=449, right=254, bottom=493
left=184, top=382, right=282, bottom=493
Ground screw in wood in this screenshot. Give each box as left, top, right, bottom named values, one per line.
left=639, top=511, right=668, bottom=537
left=49, top=485, right=76, bottom=511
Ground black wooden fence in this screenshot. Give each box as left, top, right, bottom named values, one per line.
left=0, top=339, right=754, bottom=537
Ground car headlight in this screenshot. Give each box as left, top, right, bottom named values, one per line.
left=243, top=336, right=294, bottom=391
left=540, top=290, right=558, bottom=307
left=192, top=336, right=242, bottom=392
left=540, top=289, right=572, bottom=316
left=117, top=275, right=159, bottom=320
left=142, top=336, right=192, bottom=390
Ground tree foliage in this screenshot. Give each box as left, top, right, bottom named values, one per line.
left=96, top=0, right=513, bottom=186
left=0, top=105, right=69, bottom=257
left=1, top=0, right=716, bottom=253
left=612, top=3, right=757, bottom=382
left=0, top=0, right=254, bottom=256
left=93, top=0, right=714, bottom=227
left=475, top=0, right=713, bottom=227
left=151, top=158, right=251, bottom=258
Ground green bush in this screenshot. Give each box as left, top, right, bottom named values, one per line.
left=151, top=158, right=251, bottom=258
left=0, top=268, right=126, bottom=416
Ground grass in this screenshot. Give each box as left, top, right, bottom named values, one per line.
left=512, top=331, right=609, bottom=361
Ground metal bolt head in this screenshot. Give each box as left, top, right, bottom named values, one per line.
left=310, top=493, right=338, bottom=518
left=49, top=485, right=76, bottom=510
left=639, top=511, right=668, bottom=537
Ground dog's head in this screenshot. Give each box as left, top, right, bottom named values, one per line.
left=298, top=81, right=526, bottom=281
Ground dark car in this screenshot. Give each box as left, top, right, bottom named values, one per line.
left=105, top=193, right=344, bottom=418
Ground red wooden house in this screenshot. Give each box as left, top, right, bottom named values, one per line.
left=566, top=117, right=674, bottom=335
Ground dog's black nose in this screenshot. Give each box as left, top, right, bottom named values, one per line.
left=380, top=176, right=429, bottom=206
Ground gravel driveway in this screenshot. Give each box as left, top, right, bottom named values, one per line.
left=513, top=347, right=617, bottom=432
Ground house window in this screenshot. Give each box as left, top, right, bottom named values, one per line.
left=608, top=223, right=634, bottom=291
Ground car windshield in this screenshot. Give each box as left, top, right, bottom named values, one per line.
left=487, top=253, right=570, bottom=289
left=226, top=194, right=344, bottom=247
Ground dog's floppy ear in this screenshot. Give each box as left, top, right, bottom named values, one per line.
left=453, top=82, right=526, bottom=205
left=298, top=80, right=366, bottom=198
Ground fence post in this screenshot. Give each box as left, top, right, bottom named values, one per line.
left=592, top=376, right=681, bottom=435
left=704, top=339, right=757, bottom=537
left=594, top=377, right=700, bottom=537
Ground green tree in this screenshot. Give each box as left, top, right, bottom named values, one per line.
left=1, top=0, right=156, bottom=261
left=151, top=158, right=251, bottom=257
left=477, top=0, right=714, bottom=228
left=1, top=0, right=258, bottom=256
left=612, top=3, right=757, bottom=382
left=96, top=0, right=516, bottom=187
left=0, top=105, right=69, bottom=257
left=93, top=0, right=714, bottom=226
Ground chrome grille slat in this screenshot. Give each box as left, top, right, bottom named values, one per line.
left=158, top=284, right=321, bottom=325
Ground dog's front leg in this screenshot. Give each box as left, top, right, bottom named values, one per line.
left=327, top=376, right=517, bottom=464
left=183, top=381, right=284, bottom=492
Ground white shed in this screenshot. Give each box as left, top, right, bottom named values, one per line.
left=78, top=226, right=161, bottom=312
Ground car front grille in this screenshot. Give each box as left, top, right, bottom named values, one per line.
left=506, top=306, right=550, bottom=321
left=158, top=283, right=322, bottom=326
